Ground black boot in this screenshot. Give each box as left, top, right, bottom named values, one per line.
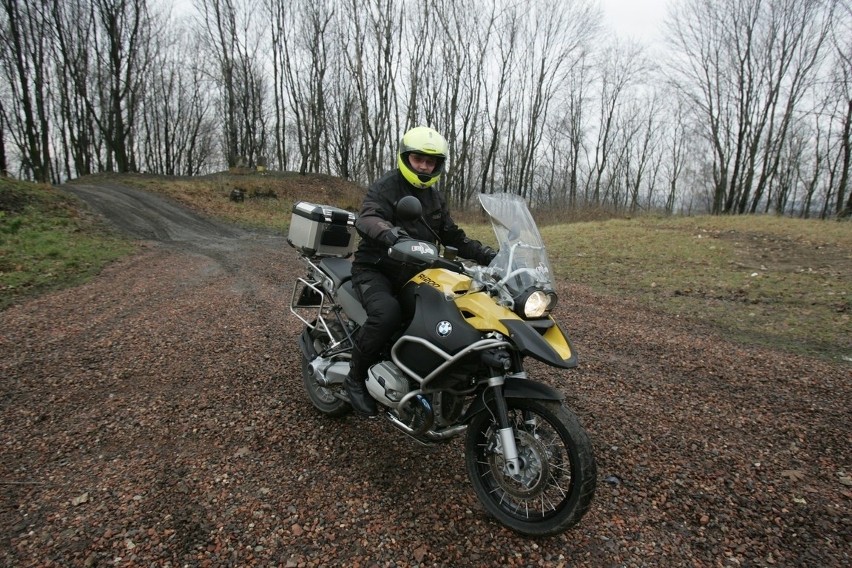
left=344, top=373, right=378, bottom=417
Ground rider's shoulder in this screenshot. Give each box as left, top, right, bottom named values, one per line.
left=370, top=169, right=403, bottom=190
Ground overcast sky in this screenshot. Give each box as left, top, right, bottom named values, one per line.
left=599, top=0, right=669, bottom=44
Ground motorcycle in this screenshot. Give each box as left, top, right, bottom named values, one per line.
left=288, top=192, right=596, bottom=536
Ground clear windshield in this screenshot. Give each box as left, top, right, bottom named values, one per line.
left=478, top=193, right=555, bottom=294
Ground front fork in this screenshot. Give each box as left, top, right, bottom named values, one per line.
left=487, top=376, right=522, bottom=476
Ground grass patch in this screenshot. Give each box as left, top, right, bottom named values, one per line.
left=0, top=177, right=134, bottom=310
left=544, top=216, right=851, bottom=360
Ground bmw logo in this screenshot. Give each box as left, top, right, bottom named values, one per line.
left=436, top=321, right=453, bottom=337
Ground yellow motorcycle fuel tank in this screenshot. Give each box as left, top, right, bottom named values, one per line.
left=411, top=268, right=574, bottom=366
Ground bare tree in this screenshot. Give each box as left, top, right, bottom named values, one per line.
left=325, top=75, right=362, bottom=180
left=625, top=93, right=664, bottom=214
left=512, top=0, right=597, bottom=200
left=479, top=3, right=519, bottom=197
left=429, top=0, right=494, bottom=206
left=139, top=20, right=215, bottom=176
left=273, top=0, right=334, bottom=175
left=266, top=0, right=288, bottom=170
left=51, top=0, right=156, bottom=175
left=197, top=0, right=266, bottom=168
left=588, top=40, right=646, bottom=205
left=831, top=0, right=851, bottom=217
left=198, top=0, right=238, bottom=167
left=747, top=0, right=835, bottom=214
left=563, top=59, right=594, bottom=208
left=52, top=0, right=98, bottom=177
left=0, top=100, right=6, bottom=176
left=0, top=0, right=52, bottom=181
left=668, top=0, right=737, bottom=213
left=57, top=0, right=152, bottom=174
left=662, top=98, right=692, bottom=214
left=9, top=0, right=848, bottom=220
left=667, top=0, right=837, bottom=215
left=322, top=17, right=361, bottom=181
left=790, top=121, right=823, bottom=217
left=399, top=2, right=437, bottom=130
left=341, top=0, right=402, bottom=181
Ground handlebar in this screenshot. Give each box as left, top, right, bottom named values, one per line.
left=388, top=239, right=499, bottom=287
left=433, top=256, right=466, bottom=274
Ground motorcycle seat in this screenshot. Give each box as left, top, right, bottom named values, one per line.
left=338, top=280, right=367, bottom=325
left=318, top=257, right=367, bottom=325
left=319, top=257, right=353, bottom=289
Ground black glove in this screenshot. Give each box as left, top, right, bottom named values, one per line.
left=383, top=226, right=410, bottom=246
left=480, top=246, right=497, bottom=265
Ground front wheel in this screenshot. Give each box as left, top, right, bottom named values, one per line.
left=465, top=398, right=596, bottom=537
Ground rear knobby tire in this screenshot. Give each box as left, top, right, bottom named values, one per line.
left=300, top=325, right=351, bottom=417
left=465, top=398, right=596, bottom=537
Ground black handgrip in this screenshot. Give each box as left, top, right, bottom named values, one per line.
left=432, top=256, right=465, bottom=273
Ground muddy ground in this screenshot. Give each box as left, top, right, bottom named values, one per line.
left=1, top=179, right=849, bottom=567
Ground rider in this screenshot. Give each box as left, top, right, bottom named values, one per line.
left=345, top=126, right=497, bottom=416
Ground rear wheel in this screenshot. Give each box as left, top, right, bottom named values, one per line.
left=465, top=398, right=596, bottom=536
left=300, top=325, right=351, bottom=417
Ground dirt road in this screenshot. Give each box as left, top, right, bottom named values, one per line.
left=1, top=179, right=849, bottom=566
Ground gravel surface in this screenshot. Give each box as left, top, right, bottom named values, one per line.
left=1, top=181, right=849, bottom=567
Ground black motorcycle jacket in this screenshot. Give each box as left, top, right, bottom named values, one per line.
left=353, top=170, right=496, bottom=273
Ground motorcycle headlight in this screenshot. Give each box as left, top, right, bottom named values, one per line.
left=515, top=289, right=555, bottom=319
left=523, top=290, right=550, bottom=318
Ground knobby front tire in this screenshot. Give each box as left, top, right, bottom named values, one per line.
left=465, top=398, right=596, bottom=537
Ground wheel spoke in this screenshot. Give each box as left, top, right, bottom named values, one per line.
left=543, top=480, right=569, bottom=501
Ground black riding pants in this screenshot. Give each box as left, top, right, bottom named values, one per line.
left=348, top=266, right=403, bottom=380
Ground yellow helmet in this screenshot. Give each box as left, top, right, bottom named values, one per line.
left=397, top=126, right=448, bottom=189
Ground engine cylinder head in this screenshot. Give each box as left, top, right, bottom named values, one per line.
left=365, top=361, right=411, bottom=407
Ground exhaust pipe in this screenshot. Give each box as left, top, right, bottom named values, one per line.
left=384, top=412, right=467, bottom=442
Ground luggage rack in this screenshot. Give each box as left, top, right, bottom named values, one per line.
left=290, top=264, right=356, bottom=355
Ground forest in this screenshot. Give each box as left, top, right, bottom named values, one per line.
left=1, top=0, right=850, bottom=217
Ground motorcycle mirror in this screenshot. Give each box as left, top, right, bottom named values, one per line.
left=395, top=195, right=422, bottom=222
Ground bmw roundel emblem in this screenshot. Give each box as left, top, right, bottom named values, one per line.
left=436, top=321, right=453, bottom=337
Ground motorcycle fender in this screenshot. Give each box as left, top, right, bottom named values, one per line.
left=298, top=327, right=318, bottom=361
left=500, top=319, right=577, bottom=369
left=460, top=377, right=564, bottom=424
